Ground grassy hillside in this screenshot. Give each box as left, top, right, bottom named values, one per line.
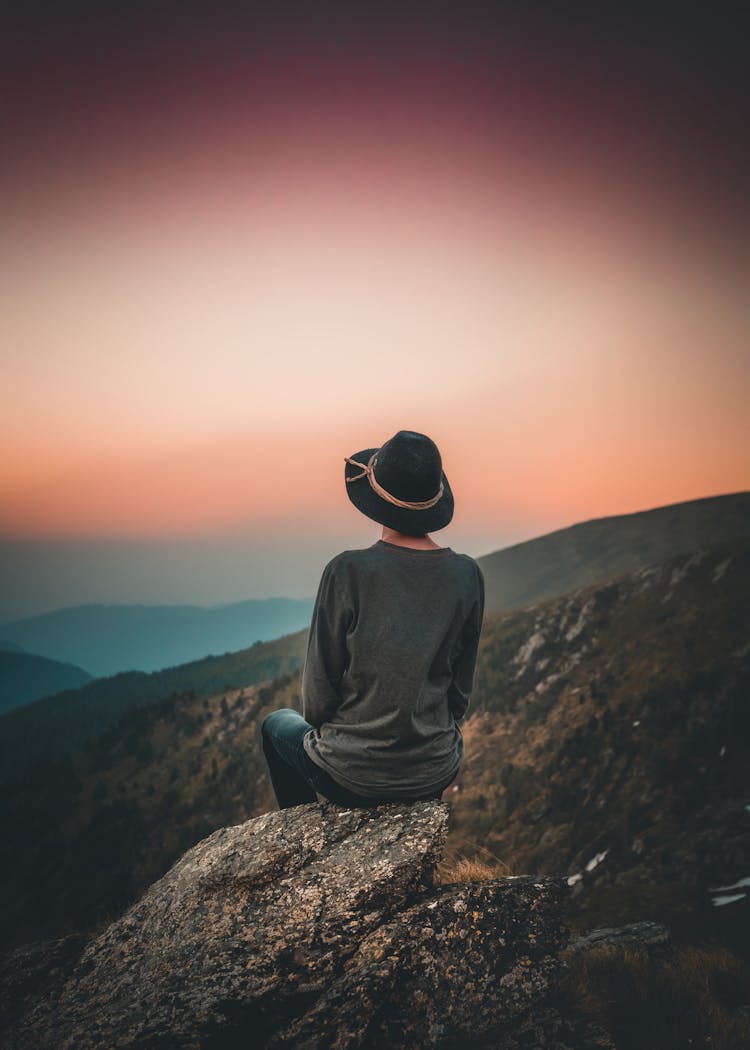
left=0, top=649, right=92, bottom=715
left=476, top=490, right=750, bottom=613
left=451, top=535, right=750, bottom=950
left=0, top=630, right=308, bottom=782
left=2, top=536, right=747, bottom=957
left=0, top=674, right=290, bottom=950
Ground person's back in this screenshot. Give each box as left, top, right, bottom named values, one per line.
left=302, top=539, right=484, bottom=797
left=261, top=429, right=484, bottom=809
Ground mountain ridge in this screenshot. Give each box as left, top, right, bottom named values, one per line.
left=0, top=597, right=314, bottom=678
left=0, top=630, right=307, bottom=783
left=476, top=489, right=750, bottom=613
left=0, top=650, right=92, bottom=716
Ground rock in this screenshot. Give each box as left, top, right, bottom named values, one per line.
left=273, top=877, right=566, bottom=1049
left=487, top=1006, right=616, bottom=1050
left=6, top=801, right=569, bottom=1049
left=0, top=934, right=85, bottom=1036
left=480, top=922, right=675, bottom=1049
left=565, top=920, right=672, bottom=957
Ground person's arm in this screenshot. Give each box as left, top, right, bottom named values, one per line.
left=447, top=564, right=485, bottom=723
left=301, top=560, right=351, bottom=730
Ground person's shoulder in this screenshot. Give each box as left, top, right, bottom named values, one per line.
left=317, top=547, right=379, bottom=599
left=451, top=550, right=484, bottom=577
left=449, top=551, right=485, bottom=597
left=321, top=546, right=376, bottom=576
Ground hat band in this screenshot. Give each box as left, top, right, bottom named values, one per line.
left=345, top=452, right=444, bottom=510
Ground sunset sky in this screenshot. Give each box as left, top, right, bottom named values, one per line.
left=2, top=4, right=749, bottom=619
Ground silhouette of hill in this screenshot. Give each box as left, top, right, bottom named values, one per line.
left=2, top=535, right=747, bottom=957
left=0, top=648, right=92, bottom=716
left=477, top=490, right=750, bottom=614
left=0, top=597, right=314, bottom=677
left=0, top=630, right=307, bottom=783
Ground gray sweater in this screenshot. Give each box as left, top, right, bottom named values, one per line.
left=301, top=539, right=485, bottom=797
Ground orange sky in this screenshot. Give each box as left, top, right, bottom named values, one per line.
left=3, top=131, right=748, bottom=544
left=1, top=7, right=749, bottom=615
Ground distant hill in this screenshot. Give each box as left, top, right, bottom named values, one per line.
left=1, top=536, right=747, bottom=954
left=476, top=490, right=750, bottom=614
left=0, top=597, right=314, bottom=677
left=0, top=648, right=92, bottom=716
left=0, top=630, right=308, bottom=783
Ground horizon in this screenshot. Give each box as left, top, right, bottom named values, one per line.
left=1, top=487, right=746, bottom=622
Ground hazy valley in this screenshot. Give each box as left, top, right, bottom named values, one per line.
left=0, top=597, right=314, bottom=679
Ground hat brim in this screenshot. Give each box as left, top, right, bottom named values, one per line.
left=344, top=446, right=454, bottom=534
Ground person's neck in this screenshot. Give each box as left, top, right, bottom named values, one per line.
left=380, top=527, right=443, bottom=550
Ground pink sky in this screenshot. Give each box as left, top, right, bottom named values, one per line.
left=1, top=10, right=748, bottom=614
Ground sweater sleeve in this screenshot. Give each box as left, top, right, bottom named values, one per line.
left=302, top=561, right=351, bottom=730
left=447, top=564, right=485, bottom=723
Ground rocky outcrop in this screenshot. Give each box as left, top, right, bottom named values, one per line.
left=566, top=920, right=672, bottom=958
left=5, top=800, right=569, bottom=1049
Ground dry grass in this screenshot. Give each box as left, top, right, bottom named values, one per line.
left=556, top=942, right=750, bottom=1050
left=438, top=842, right=513, bottom=885
left=438, top=829, right=514, bottom=884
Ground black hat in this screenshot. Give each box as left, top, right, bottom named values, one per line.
left=344, top=430, right=454, bottom=535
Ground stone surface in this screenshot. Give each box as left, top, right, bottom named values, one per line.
left=0, top=934, right=85, bottom=1037
left=488, top=1007, right=616, bottom=1050
left=273, top=876, right=567, bottom=1048
left=5, top=801, right=569, bottom=1049
left=566, top=920, right=672, bottom=958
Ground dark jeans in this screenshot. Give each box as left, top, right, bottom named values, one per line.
left=261, top=708, right=444, bottom=810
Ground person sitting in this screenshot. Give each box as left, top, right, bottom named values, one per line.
left=261, top=429, right=485, bottom=809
